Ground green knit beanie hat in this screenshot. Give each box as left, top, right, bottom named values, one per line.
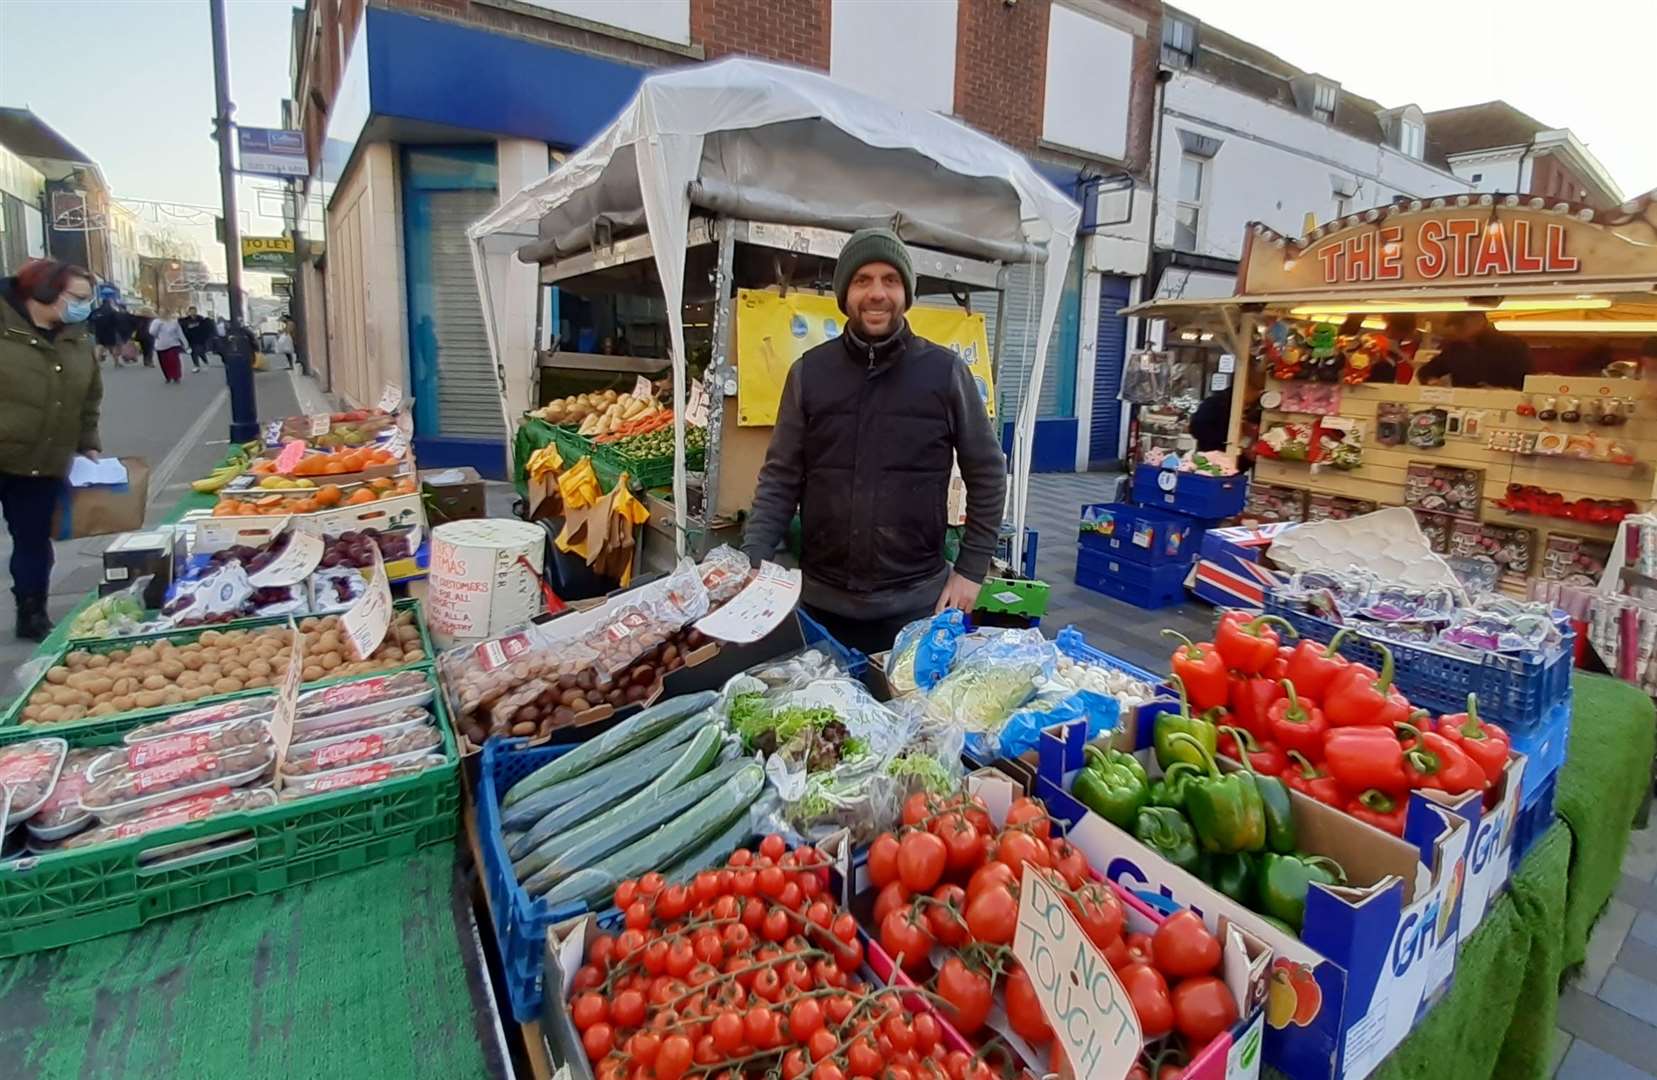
left=833, top=227, right=914, bottom=315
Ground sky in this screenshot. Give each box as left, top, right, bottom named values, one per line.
left=1170, top=0, right=1657, bottom=199
left=0, top=0, right=297, bottom=282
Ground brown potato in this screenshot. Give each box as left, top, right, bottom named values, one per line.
left=302, top=665, right=324, bottom=682
left=213, top=677, right=243, bottom=694
left=142, top=674, right=167, bottom=691
left=111, top=694, right=137, bottom=712
left=128, top=646, right=155, bottom=666
left=158, top=660, right=184, bottom=679
left=134, top=690, right=164, bottom=709
left=86, top=654, right=110, bottom=670
left=45, top=667, right=69, bottom=685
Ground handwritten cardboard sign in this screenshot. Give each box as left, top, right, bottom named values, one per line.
left=270, top=618, right=305, bottom=782
left=248, top=530, right=324, bottom=588
left=307, top=413, right=332, bottom=436
left=1013, top=869, right=1141, bottom=1080
left=632, top=375, right=654, bottom=400
left=274, top=439, right=307, bottom=474
left=384, top=429, right=409, bottom=461
left=686, top=382, right=710, bottom=427
left=378, top=383, right=403, bottom=414
left=342, top=545, right=392, bottom=660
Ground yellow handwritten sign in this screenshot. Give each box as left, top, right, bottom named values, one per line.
left=733, top=289, right=995, bottom=426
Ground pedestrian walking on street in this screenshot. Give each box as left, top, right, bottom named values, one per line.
left=149, top=311, right=188, bottom=383
left=0, top=258, right=103, bottom=641
left=179, top=305, right=214, bottom=371
left=90, top=298, right=124, bottom=365
left=134, top=309, right=156, bottom=367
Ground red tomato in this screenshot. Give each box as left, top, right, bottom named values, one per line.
left=833, top=935, right=864, bottom=974
left=744, top=1005, right=780, bottom=1049
left=966, top=860, right=1016, bottom=901
left=814, top=1063, right=845, bottom=1080
left=758, top=865, right=787, bottom=898
left=733, top=869, right=758, bottom=896
left=572, top=963, right=604, bottom=992
left=867, top=833, right=902, bottom=888
left=935, top=957, right=993, bottom=1035
left=624, top=900, right=652, bottom=930
left=847, top=1035, right=883, bottom=1078
left=1117, top=964, right=1174, bottom=1037
left=902, top=791, right=937, bottom=827
left=911, top=1012, right=941, bottom=1056
left=709, top=1010, right=744, bottom=1054
left=788, top=997, right=824, bottom=1042
left=1005, top=797, right=1051, bottom=839
left=1124, top=931, right=1155, bottom=967
left=1172, top=975, right=1239, bottom=1044
left=962, top=795, right=993, bottom=836
left=831, top=913, right=858, bottom=943
left=657, top=884, right=692, bottom=920
left=742, top=896, right=767, bottom=931
left=1004, top=964, right=1054, bottom=1045
left=964, top=884, right=1018, bottom=945
left=873, top=880, right=912, bottom=927
left=728, top=848, right=753, bottom=867
left=581, top=1022, right=614, bottom=1062
left=760, top=833, right=787, bottom=861
left=666, top=939, right=696, bottom=978
left=570, top=992, right=607, bottom=1030
left=614, top=879, right=639, bottom=909
left=926, top=884, right=970, bottom=948
left=1047, top=838, right=1089, bottom=890
left=1067, top=883, right=1126, bottom=952
left=627, top=1031, right=661, bottom=1066
left=611, top=989, right=646, bottom=1028
left=655, top=1035, right=692, bottom=1080
left=808, top=1027, right=838, bottom=1061
left=1151, top=911, right=1222, bottom=978
left=938, top=815, right=986, bottom=874
left=638, top=871, right=665, bottom=895
left=586, top=933, right=616, bottom=971
left=898, top=830, right=948, bottom=893
left=764, top=908, right=791, bottom=943
left=880, top=904, right=936, bottom=972
left=782, top=1049, right=809, bottom=1080
left=994, top=830, right=1050, bottom=880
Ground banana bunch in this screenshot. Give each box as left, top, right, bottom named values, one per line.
left=191, top=442, right=261, bottom=493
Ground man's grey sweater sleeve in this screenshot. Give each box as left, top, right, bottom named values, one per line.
left=740, top=362, right=807, bottom=568
left=949, top=363, right=1007, bottom=583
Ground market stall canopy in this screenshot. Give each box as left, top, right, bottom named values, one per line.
left=468, top=57, right=1081, bottom=558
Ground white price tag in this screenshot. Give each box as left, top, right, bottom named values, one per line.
left=1210, top=372, right=1229, bottom=392
left=263, top=420, right=284, bottom=448
left=248, top=531, right=324, bottom=588
left=1218, top=353, right=1236, bottom=374
left=384, top=429, right=410, bottom=461
left=341, top=545, right=393, bottom=660
left=694, top=562, right=800, bottom=644
left=686, top=382, right=710, bottom=427
left=1013, top=869, right=1141, bottom=1080
left=307, top=413, right=332, bottom=437
left=270, top=618, right=305, bottom=781
left=632, top=375, right=654, bottom=401
left=378, top=384, right=403, bottom=414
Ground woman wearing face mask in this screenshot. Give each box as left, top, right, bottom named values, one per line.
left=0, top=258, right=103, bottom=641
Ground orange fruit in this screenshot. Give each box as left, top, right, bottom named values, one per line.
left=346, top=488, right=378, bottom=505
left=315, top=485, right=343, bottom=507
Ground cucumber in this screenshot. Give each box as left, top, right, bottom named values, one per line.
left=513, top=725, right=728, bottom=883
left=661, top=816, right=753, bottom=885
left=507, top=767, right=656, bottom=861
left=503, top=690, right=717, bottom=808
left=536, top=764, right=765, bottom=905
left=520, top=755, right=745, bottom=894
left=501, top=709, right=707, bottom=834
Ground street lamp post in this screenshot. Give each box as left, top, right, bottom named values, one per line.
left=209, top=0, right=259, bottom=444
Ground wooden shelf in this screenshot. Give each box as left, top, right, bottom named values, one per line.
left=1479, top=505, right=1622, bottom=542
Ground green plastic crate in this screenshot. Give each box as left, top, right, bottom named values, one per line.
left=0, top=669, right=461, bottom=957
left=975, top=576, right=1051, bottom=617
left=0, top=600, right=435, bottom=747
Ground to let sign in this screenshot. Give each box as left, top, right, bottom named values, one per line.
left=1012, top=870, right=1141, bottom=1080
left=242, top=235, right=295, bottom=271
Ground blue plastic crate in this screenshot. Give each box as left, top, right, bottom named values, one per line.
left=1132, top=464, right=1248, bottom=519
left=1054, top=625, right=1167, bottom=687
left=477, top=738, right=608, bottom=1022
left=1078, top=502, right=1203, bottom=567
left=1075, top=548, right=1190, bottom=609
left=1506, top=696, right=1572, bottom=806
left=797, top=609, right=870, bottom=678
left=1512, top=772, right=1557, bottom=864
left=1261, top=590, right=1574, bottom=727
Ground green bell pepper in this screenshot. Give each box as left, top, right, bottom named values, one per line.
left=1257, top=852, right=1348, bottom=933
left=1219, top=725, right=1297, bottom=854
left=1154, top=676, right=1220, bottom=771
left=1133, top=806, right=1208, bottom=879
left=1072, top=745, right=1150, bottom=828
left=1166, top=732, right=1266, bottom=854
left=1149, top=762, right=1202, bottom=810
left=1207, top=852, right=1258, bottom=907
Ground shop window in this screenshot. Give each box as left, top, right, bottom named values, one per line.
left=1312, top=81, right=1338, bottom=124
left=1399, top=119, right=1425, bottom=159
left=1162, top=15, right=1196, bottom=69
left=1174, top=154, right=1206, bottom=252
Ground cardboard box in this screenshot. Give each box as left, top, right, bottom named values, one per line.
left=53, top=457, right=150, bottom=540
left=1191, top=522, right=1295, bottom=609
left=1035, top=716, right=1472, bottom=1080
left=194, top=493, right=426, bottom=552
left=422, top=466, right=486, bottom=523
left=100, top=528, right=175, bottom=608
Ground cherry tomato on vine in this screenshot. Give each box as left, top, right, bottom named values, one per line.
left=581, top=1022, right=614, bottom=1062
left=654, top=1034, right=692, bottom=1080
left=926, top=883, right=970, bottom=948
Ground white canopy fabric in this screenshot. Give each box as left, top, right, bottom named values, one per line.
left=469, top=57, right=1080, bottom=561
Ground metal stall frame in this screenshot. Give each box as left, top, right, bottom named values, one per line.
left=534, top=215, right=1015, bottom=563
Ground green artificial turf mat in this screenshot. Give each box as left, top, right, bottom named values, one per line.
left=1556, top=673, right=1655, bottom=968
left=0, top=844, right=489, bottom=1080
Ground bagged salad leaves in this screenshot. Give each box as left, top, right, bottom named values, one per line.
left=923, top=627, right=1055, bottom=736
left=885, top=610, right=967, bottom=695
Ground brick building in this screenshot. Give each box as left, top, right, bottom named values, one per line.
left=288, top=0, right=1162, bottom=474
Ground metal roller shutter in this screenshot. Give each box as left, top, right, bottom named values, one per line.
left=428, top=190, right=507, bottom=440
left=1089, top=275, right=1132, bottom=466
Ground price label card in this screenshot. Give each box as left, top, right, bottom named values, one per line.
left=1218, top=353, right=1236, bottom=374
left=686, top=382, right=710, bottom=427
left=342, top=545, right=393, bottom=660
left=632, top=375, right=654, bottom=400
left=248, top=531, right=324, bottom=588
left=263, top=420, right=284, bottom=448
left=378, top=384, right=403, bottom=414
left=384, top=429, right=410, bottom=461
left=274, top=439, right=307, bottom=474
left=695, top=562, right=800, bottom=644
left=1013, top=869, right=1141, bottom=1080
left=307, top=413, right=332, bottom=436
left=270, top=618, right=306, bottom=781
left=1210, top=372, right=1229, bottom=392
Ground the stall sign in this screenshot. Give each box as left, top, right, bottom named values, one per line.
left=1240, top=201, right=1657, bottom=293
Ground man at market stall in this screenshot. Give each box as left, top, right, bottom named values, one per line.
left=1417, top=310, right=1532, bottom=389
left=741, top=227, right=1006, bottom=655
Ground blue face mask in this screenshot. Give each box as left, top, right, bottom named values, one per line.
left=62, top=297, right=93, bottom=324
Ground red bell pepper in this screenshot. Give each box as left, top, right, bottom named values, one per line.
left=1227, top=674, right=1284, bottom=742
left=1262, top=645, right=1293, bottom=683
left=1322, top=643, right=1411, bottom=729
left=1266, top=679, right=1328, bottom=760
left=1347, top=789, right=1406, bottom=836
left=1163, top=630, right=1229, bottom=713
left=1213, top=613, right=1298, bottom=675
left=1324, top=725, right=1408, bottom=794
left=1217, top=724, right=1288, bottom=776
left=1283, top=751, right=1346, bottom=808
left=1403, top=730, right=1486, bottom=794
left=1282, top=630, right=1354, bottom=702
left=1435, top=694, right=1510, bottom=785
